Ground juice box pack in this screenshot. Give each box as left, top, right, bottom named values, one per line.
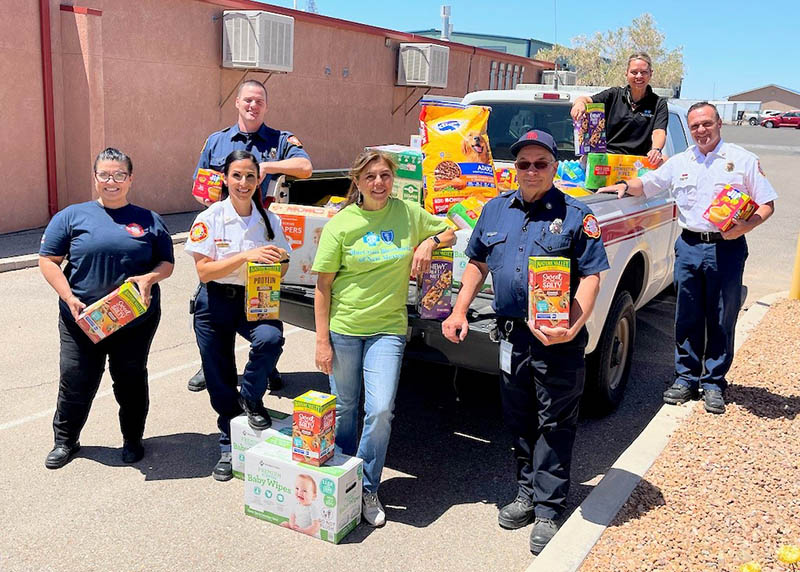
left=269, top=203, right=338, bottom=286
left=528, top=257, right=571, bottom=329
left=191, top=168, right=223, bottom=203
left=76, top=282, right=148, bottom=343
left=417, top=249, right=453, bottom=320
left=292, top=391, right=336, bottom=467
left=446, top=195, right=487, bottom=230
left=244, top=438, right=363, bottom=544
left=702, top=185, right=759, bottom=232
left=231, top=410, right=293, bottom=480
left=574, top=103, right=607, bottom=155
left=245, top=263, right=281, bottom=321
left=366, top=145, right=424, bottom=205
left=584, top=153, right=654, bottom=190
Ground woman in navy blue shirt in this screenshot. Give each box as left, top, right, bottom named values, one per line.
left=39, top=148, right=174, bottom=469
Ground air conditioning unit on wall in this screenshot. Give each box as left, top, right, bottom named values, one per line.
left=222, top=11, right=294, bottom=72
left=397, top=43, right=449, bottom=88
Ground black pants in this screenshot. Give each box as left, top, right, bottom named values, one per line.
left=53, top=307, right=161, bottom=446
left=498, top=318, right=586, bottom=520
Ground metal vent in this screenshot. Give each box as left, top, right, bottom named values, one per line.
left=541, top=70, right=577, bottom=86
left=222, top=11, right=294, bottom=73
left=397, top=43, right=449, bottom=88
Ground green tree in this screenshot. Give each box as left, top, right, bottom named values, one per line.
left=537, top=14, right=684, bottom=89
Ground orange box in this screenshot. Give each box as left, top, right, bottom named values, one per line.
left=192, top=168, right=223, bottom=203
left=528, top=257, right=571, bottom=329
left=703, top=185, right=759, bottom=231
left=292, top=391, right=336, bottom=467
left=76, top=282, right=148, bottom=343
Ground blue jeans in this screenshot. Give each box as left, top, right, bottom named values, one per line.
left=328, top=332, right=406, bottom=493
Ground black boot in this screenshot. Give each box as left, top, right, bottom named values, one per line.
left=239, top=397, right=272, bottom=431
left=45, top=442, right=81, bottom=469
left=187, top=368, right=207, bottom=392
left=498, top=494, right=535, bottom=529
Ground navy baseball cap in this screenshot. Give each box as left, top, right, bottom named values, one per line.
left=510, top=129, right=558, bottom=159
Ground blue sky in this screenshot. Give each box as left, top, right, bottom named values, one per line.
left=267, top=0, right=798, bottom=100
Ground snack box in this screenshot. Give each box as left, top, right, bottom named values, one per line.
left=366, top=144, right=423, bottom=205
left=495, top=166, right=518, bottom=193
left=417, top=249, right=453, bottom=320
left=245, top=263, right=281, bottom=321
left=269, top=203, right=338, bottom=286
left=244, top=438, right=363, bottom=544
left=528, top=257, right=571, bottom=329
left=76, top=282, right=148, bottom=343
left=191, top=168, right=223, bottom=203
left=584, top=153, right=654, bottom=190
left=447, top=195, right=487, bottom=230
left=292, top=391, right=336, bottom=467
left=702, top=185, right=759, bottom=232
left=231, top=410, right=293, bottom=480
left=574, top=103, right=607, bottom=155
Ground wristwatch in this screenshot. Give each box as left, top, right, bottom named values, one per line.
left=652, top=147, right=662, bottom=153
left=619, top=180, right=629, bottom=193
left=430, top=235, right=441, bottom=246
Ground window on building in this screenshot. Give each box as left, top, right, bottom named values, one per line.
left=505, top=64, right=513, bottom=90
left=498, top=63, right=506, bottom=89
left=490, top=61, right=498, bottom=90
left=520, top=66, right=525, bottom=84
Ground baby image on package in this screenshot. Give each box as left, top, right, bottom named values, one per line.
left=420, top=101, right=498, bottom=214
left=280, top=473, right=322, bottom=537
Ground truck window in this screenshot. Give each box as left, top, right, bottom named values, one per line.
left=667, top=112, right=688, bottom=155
left=474, top=101, right=577, bottom=161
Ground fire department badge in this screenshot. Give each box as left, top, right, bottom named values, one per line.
left=582, top=214, right=601, bottom=239
left=287, top=135, right=303, bottom=148
left=190, top=222, right=209, bottom=242
left=725, top=161, right=734, bottom=172
left=124, top=223, right=145, bottom=237
left=549, top=218, right=563, bottom=234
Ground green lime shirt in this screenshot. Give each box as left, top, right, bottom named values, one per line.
left=312, top=198, right=449, bottom=336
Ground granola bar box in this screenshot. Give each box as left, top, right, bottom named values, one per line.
left=292, top=391, right=336, bottom=467
left=584, top=153, right=654, bottom=190
left=245, top=263, right=281, bottom=321
left=76, top=281, right=148, bottom=343
left=702, top=184, right=759, bottom=232
left=528, top=257, right=570, bottom=329
left=417, top=249, right=453, bottom=319
left=573, top=103, right=606, bottom=155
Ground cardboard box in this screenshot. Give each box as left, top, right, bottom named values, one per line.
left=366, top=145, right=423, bottom=205
left=244, top=438, right=363, bottom=544
left=192, top=168, right=223, bottom=203
left=585, top=153, right=654, bottom=189
left=417, top=249, right=453, bottom=319
left=703, top=185, right=759, bottom=231
left=528, top=257, right=571, bottom=329
left=245, top=263, right=281, bottom=321
left=76, top=282, right=148, bottom=343
left=292, top=391, right=336, bottom=466
left=269, top=203, right=338, bottom=286
left=231, top=410, right=293, bottom=480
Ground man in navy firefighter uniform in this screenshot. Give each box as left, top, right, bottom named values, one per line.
left=443, top=130, right=609, bottom=554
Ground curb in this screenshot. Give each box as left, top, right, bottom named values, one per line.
left=525, top=290, right=787, bottom=572
left=0, top=232, right=189, bottom=274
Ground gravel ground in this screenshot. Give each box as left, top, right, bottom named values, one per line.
left=580, top=298, right=800, bottom=572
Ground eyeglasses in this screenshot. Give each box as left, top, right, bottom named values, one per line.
left=514, top=160, right=555, bottom=172
left=94, top=171, right=130, bottom=183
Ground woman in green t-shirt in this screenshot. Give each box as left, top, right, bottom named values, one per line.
left=312, top=150, right=455, bottom=527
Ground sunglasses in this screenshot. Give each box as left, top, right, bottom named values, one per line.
left=514, top=160, right=555, bottom=172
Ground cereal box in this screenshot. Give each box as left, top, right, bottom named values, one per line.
left=245, top=263, right=281, bottom=321
left=231, top=410, right=293, bottom=479
left=447, top=195, right=487, bottom=230
left=191, top=168, right=223, bottom=203
left=76, top=282, right=148, bottom=343
left=244, top=438, right=363, bottom=544
left=269, top=203, right=338, bottom=286
left=420, top=101, right=498, bottom=214
left=417, top=249, right=453, bottom=319
left=528, top=257, right=571, bottom=329
left=702, top=185, right=759, bottom=232
left=366, top=144, right=423, bottom=205
left=292, top=391, right=336, bottom=467
left=495, top=166, right=518, bottom=193
left=584, top=153, right=654, bottom=190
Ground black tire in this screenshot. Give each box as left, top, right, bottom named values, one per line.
left=749, top=117, right=758, bottom=126
left=583, top=290, right=636, bottom=415
left=764, top=121, right=775, bottom=128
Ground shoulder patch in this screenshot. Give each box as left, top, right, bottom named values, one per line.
left=190, top=221, right=209, bottom=242
left=582, top=214, right=601, bottom=239
left=287, top=135, right=303, bottom=148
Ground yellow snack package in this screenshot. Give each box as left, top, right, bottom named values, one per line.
left=245, top=262, right=281, bottom=321
left=420, top=101, right=498, bottom=214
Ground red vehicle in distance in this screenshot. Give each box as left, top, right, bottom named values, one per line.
left=760, top=110, right=800, bottom=128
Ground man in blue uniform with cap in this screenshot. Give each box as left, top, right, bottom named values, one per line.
left=443, top=130, right=609, bottom=554
left=188, top=79, right=313, bottom=392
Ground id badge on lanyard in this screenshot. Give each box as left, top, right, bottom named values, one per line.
left=500, top=339, right=513, bottom=375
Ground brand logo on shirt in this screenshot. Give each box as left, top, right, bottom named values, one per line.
left=380, top=230, right=395, bottom=243
left=582, top=214, right=601, bottom=239
left=643, top=110, right=653, bottom=117
left=125, top=223, right=145, bottom=237
left=362, top=232, right=380, bottom=247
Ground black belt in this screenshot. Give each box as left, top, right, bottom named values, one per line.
left=205, top=281, right=244, bottom=298
left=682, top=229, right=724, bottom=243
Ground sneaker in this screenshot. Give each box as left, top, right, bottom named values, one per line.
left=498, top=495, right=535, bottom=529
left=529, top=517, right=559, bottom=554
left=267, top=370, right=283, bottom=392
left=239, top=397, right=272, bottom=431
left=45, top=442, right=81, bottom=469
left=187, top=368, right=207, bottom=392
left=703, top=389, right=726, bottom=414
left=362, top=491, right=386, bottom=527
left=121, top=440, right=144, bottom=463
left=662, top=383, right=697, bottom=405
left=213, top=452, right=233, bottom=481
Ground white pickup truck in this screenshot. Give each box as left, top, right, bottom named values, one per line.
left=276, top=84, right=691, bottom=414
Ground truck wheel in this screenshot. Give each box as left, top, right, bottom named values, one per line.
left=583, top=290, right=636, bottom=415
left=749, top=117, right=758, bottom=126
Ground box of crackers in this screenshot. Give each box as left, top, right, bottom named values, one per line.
left=574, top=103, right=606, bottom=155
left=191, top=168, right=223, bottom=203
left=702, top=184, right=759, bottom=232
left=292, top=390, right=336, bottom=467
left=76, top=281, right=148, bottom=343
left=528, top=257, right=570, bottom=329
left=245, top=262, right=281, bottom=321
left=417, top=249, right=453, bottom=319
